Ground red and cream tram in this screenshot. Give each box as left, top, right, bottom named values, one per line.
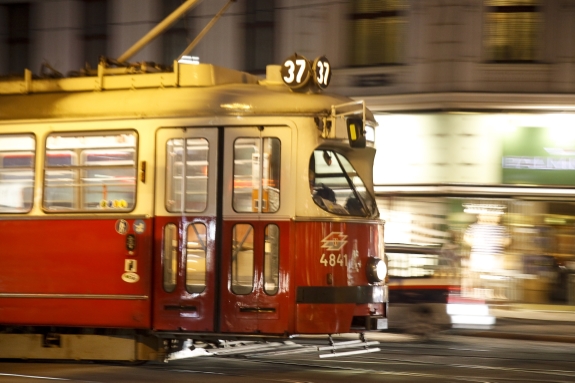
left=0, top=55, right=387, bottom=361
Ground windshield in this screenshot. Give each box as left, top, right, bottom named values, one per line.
left=309, top=149, right=377, bottom=217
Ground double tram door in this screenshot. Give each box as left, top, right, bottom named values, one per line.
left=219, top=126, right=292, bottom=335
left=152, top=127, right=219, bottom=332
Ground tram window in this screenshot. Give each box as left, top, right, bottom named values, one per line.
left=0, top=134, right=35, bottom=213
left=185, top=223, right=207, bottom=294
left=309, top=150, right=377, bottom=217
left=387, top=251, right=438, bottom=278
left=43, top=132, right=136, bottom=212
left=82, top=149, right=136, bottom=209
left=231, top=224, right=254, bottom=295
left=163, top=223, right=178, bottom=293
left=165, top=138, right=209, bottom=213
left=263, top=224, right=280, bottom=295
left=44, top=151, right=77, bottom=209
left=233, top=136, right=280, bottom=213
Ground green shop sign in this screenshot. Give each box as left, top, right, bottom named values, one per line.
left=502, top=126, right=575, bottom=186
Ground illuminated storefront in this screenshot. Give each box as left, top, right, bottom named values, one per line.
left=374, top=112, right=575, bottom=305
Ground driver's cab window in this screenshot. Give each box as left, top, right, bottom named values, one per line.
left=309, top=149, right=377, bottom=217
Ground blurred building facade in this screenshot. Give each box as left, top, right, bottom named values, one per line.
left=1, top=0, right=575, bottom=305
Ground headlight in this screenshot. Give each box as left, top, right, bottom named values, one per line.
left=366, top=257, right=387, bottom=283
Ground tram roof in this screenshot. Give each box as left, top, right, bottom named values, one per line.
left=0, top=63, right=375, bottom=123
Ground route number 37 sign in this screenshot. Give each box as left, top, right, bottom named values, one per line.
left=281, top=54, right=331, bottom=90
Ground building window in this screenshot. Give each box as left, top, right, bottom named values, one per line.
left=245, top=0, right=275, bottom=73
left=83, top=0, right=108, bottom=68
left=350, top=0, right=408, bottom=67
left=6, top=3, right=30, bottom=75
left=162, top=0, right=191, bottom=65
left=484, top=0, right=541, bottom=62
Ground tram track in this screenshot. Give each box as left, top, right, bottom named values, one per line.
left=151, top=359, right=490, bottom=383
left=2, top=345, right=575, bottom=383
left=155, top=354, right=575, bottom=383
left=368, top=345, right=575, bottom=363
left=183, top=334, right=575, bottom=382
left=362, top=334, right=575, bottom=361
left=234, top=355, right=575, bottom=383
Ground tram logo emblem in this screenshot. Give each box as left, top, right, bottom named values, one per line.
left=321, top=232, right=348, bottom=251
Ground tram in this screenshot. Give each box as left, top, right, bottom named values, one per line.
left=385, top=243, right=458, bottom=336
left=0, top=50, right=387, bottom=361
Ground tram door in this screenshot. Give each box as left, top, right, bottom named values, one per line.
left=219, top=126, right=292, bottom=335
left=152, top=127, right=219, bottom=332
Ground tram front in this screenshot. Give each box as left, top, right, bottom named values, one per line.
left=284, top=61, right=388, bottom=334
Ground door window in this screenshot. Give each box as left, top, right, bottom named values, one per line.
left=186, top=223, right=207, bottom=294
left=232, top=137, right=280, bottom=213
left=163, top=224, right=178, bottom=293
left=263, top=224, right=280, bottom=295
left=166, top=138, right=209, bottom=213
left=231, top=224, right=254, bottom=294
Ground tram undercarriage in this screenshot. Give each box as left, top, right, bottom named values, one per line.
left=0, top=321, right=387, bottom=361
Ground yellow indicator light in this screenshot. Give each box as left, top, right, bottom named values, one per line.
left=349, top=124, right=357, bottom=140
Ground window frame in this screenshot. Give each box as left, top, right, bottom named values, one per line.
left=349, top=0, right=409, bottom=67
left=5, top=3, right=30, bottom=75
left=483, top=0, right=542, bottom=63
left=244, top=0, right=275, bottom=73
left=83, top=0, right=108, bottom=69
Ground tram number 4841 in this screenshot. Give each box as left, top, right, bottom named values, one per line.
left=320, top=253, right=348, bottom=267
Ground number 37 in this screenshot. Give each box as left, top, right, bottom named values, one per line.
left=283, top=59, right=308, bottom=84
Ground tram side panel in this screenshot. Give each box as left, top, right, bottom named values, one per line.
left=0, top=217, right=152, bottom=328
left=0, top=124, right=155, bottom=330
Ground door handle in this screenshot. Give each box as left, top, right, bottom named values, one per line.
left=164, top=305, right=197, bottom=311
left=239, top=307, right=276, bottom=313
